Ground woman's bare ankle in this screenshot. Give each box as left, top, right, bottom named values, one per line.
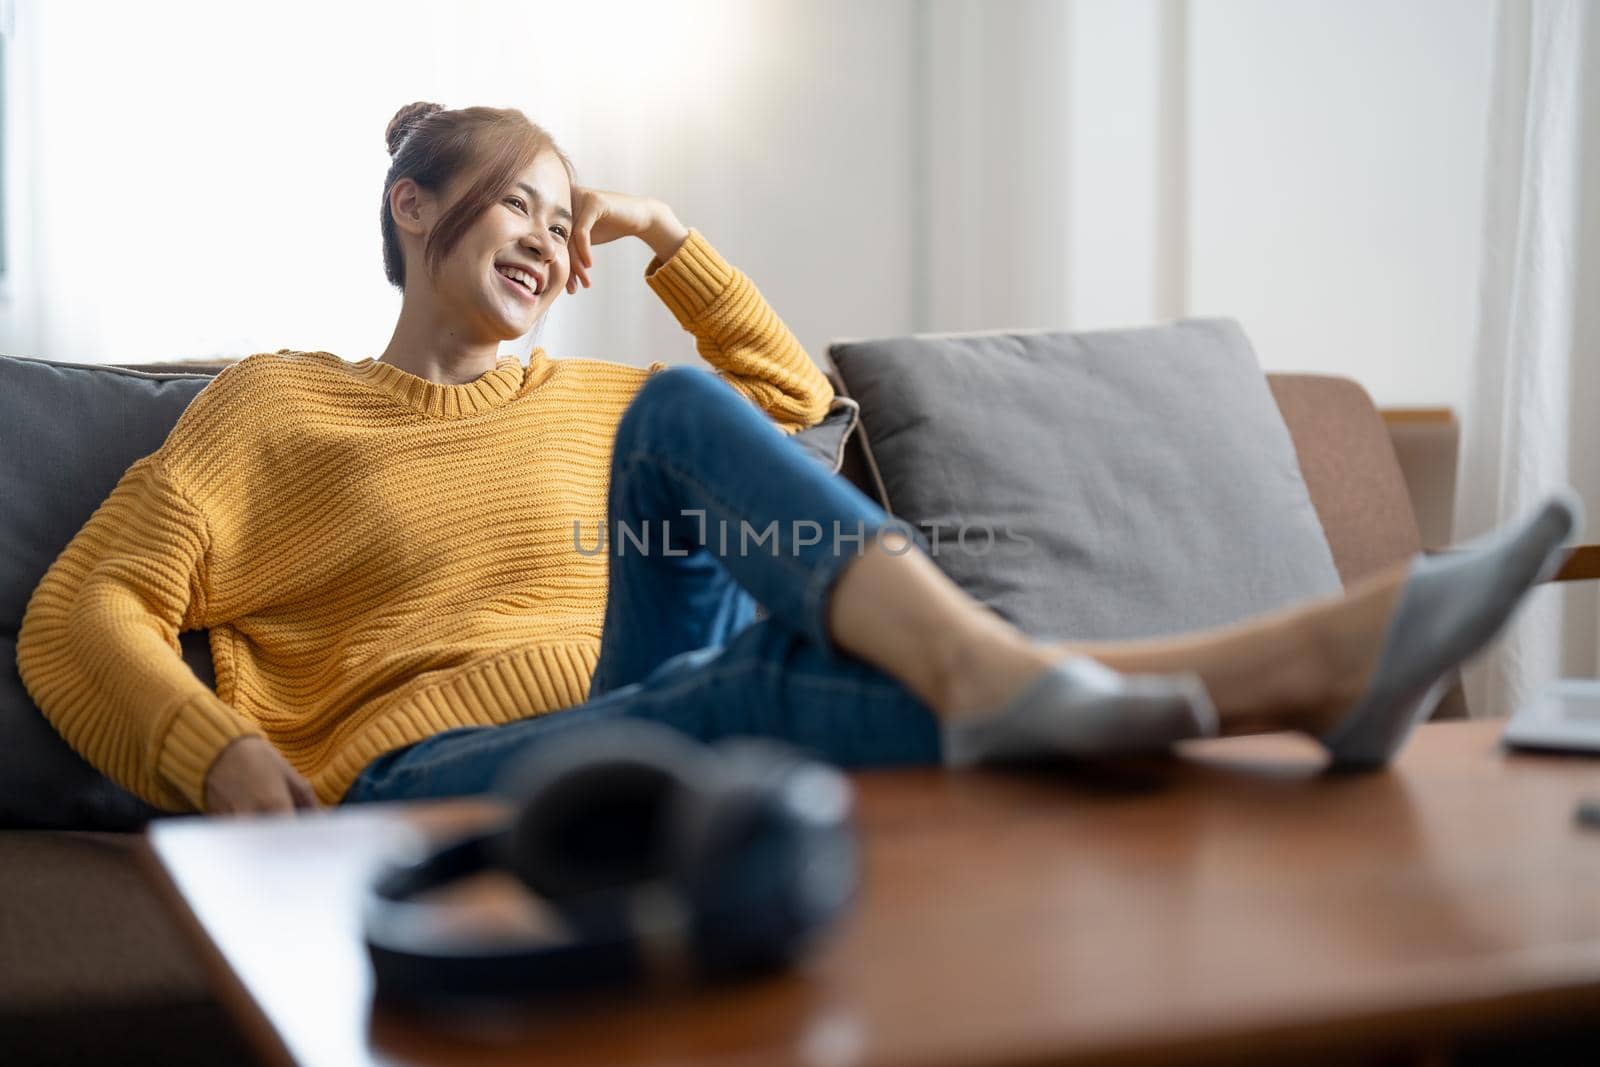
left=931, top=622, right=1060, bottom=722
left=1296, top=570, right=1409, bottom=735
left=1227, top=614, right=1341, bottom=735
left=1051, top=617, right=1334, bottom=737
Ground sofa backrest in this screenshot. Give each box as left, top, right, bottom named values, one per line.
left=2, top=357, right=223, bottom=829
left=1269, top=376, right=1465, bottom=720
left=1265, top=375, right=1424, bottom=583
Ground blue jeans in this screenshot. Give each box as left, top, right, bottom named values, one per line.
left=342, top=369, right=942, bottom=804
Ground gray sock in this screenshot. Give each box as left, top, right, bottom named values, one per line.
left=1320, top=490, right=1584, bottom=769
left=942, top=655, right=1219, bottom=768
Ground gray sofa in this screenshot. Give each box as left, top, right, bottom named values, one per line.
left=1, top=335, right=1472, bottom=1064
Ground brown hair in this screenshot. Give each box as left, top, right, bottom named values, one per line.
left=380, top=102, right=576, bottom=289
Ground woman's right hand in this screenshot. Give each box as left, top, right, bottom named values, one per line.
left=203, top=736, right=322, bottom=815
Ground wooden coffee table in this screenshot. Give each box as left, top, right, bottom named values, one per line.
left=141, top=721, right=1600, bottom=1067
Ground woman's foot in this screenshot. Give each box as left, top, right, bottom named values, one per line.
left=1313, top=491, right=1583, bottom=769
left=829, top=490, right=1579, bottom=770
left=940, top=654, right=1218, bottom=767
left=935, top=619, right=1218, bottom=767
left=933, top=491, right=1581, bottom=769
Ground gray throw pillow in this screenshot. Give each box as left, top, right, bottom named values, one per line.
left=828, top=318, right=1343, bottom=642
left=1, top=355, right=222, bottom=830
left=793, top=395, right=859, bottom=473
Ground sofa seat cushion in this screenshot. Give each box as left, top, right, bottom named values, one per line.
left=828, top=318, right=1344, bottom=642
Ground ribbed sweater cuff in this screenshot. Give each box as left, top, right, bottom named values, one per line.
left=155, top=694, right=256, bottom=811
left=644, top=229, right=736, bottom=328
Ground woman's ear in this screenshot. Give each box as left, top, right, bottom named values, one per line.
left=390, top=178, right=431, bottom=237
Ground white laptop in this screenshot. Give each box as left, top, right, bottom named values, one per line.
left=1503, top=678, right=1600, bottom=753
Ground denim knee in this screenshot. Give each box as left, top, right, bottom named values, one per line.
left=615, top=366, right=729, bottom=455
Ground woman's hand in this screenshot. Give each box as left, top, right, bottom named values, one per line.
left=565, top=187, right=690, bottom=294
left=203, top=735, right=322, bottom=815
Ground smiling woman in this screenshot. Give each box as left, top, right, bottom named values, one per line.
left=375, top=103, right=577, bottom=382
left=378, top=103, right=573, bottom=291
left=15, top=100, right=1582, bottom=820
left=374, top=102, right=695, bottom=386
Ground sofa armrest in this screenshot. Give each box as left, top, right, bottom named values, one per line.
left=1382, top=408, right=1458, bottom=549
left=1391, top=407, right=1596, bottom=584
left=1553, top=545, right=1600, bottom=581
left=1422, top=543, right=1600, bottom=583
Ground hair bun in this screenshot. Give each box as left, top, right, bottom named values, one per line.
left=385, top=102, right=445, bottom=157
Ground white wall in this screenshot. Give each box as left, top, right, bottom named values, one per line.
left=915, top=0, right=1497, bottom=410
left=1187, top=0, right=1497, bottom=408
left=2, top=0, right=1499, bottom=411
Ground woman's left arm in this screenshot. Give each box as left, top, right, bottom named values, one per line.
left=566, top=188, right=833, bottom=434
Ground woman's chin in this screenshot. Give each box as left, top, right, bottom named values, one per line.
left=487, top=303, right=540, bottom=339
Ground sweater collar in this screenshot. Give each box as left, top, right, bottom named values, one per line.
left=350, top=352, right=538, bottom=418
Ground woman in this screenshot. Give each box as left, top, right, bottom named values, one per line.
left=16, top=103, right=1581, bottom=816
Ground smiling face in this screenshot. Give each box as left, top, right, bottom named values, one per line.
left=405, top=149, right=574, bottom=343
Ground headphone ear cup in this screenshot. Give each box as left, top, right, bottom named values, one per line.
left=671, top=740, right=859, bottom=977
left=494, top=721, right=712, bottom=904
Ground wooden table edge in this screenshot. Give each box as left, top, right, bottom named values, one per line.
left=1040, top=970, right=1600, bottom=1067
left=134, top=728, right=1600, bottom=1067
left=137, top=828, right=301, bottom=1067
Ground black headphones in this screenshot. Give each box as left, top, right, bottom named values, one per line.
left=363, top=720, right=859, bottom=1004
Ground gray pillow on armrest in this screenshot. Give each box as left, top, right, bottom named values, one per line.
left=827, top=317, right=1343, bottom=642
left=1, top=355, right=221, bottom=830
left=791, top=395, right=860, bottom=474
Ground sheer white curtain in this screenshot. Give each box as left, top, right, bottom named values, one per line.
left=1456, top=0, right=1600, bottom=718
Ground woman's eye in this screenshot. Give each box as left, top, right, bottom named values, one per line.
left=507, top=197, right=527, bottom=212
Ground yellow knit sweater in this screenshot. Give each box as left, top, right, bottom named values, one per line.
left=16, top=230, right=832, bottom=813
